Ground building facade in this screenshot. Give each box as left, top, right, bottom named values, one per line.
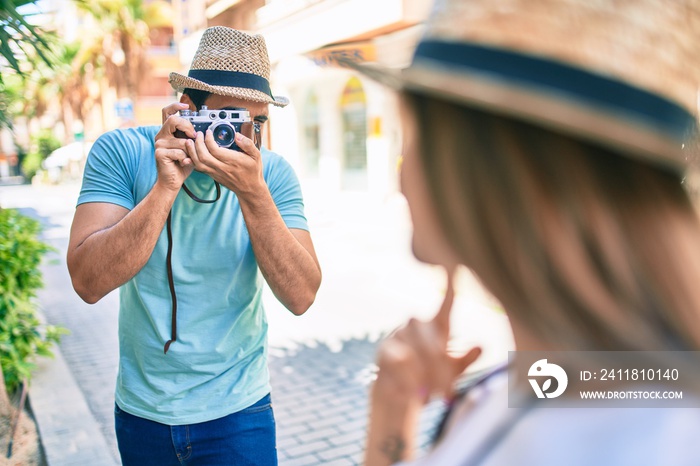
left=174, top=0, right=431, bottom=196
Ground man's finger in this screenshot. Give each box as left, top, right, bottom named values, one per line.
left=204, top=129, right=228, bottom=159
left=164, top=116, right=196, bottom=139
left=161, top=102, right=189, bottom=123
left=182, top=139, right=195, bottom=165
left=162, top=102, right=189, bottom=124
left=233, top=131, right=259, bottom=159
left=155, top=136, right=190, bottom=152
left=190, top=131, right=207, bottom=169
left=158, top=148, right=190, bottom=165
left=193, top=131, right=224, bottom=172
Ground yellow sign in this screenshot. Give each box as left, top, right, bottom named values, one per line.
left=340, top=77, right=366, bottom=105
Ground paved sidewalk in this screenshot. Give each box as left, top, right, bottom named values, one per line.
left=1, top=182, right=513, bottom=465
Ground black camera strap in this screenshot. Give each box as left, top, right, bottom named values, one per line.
left=163, top=180, right=221, bottom=354
left=181, top=182, right=221, bottom=203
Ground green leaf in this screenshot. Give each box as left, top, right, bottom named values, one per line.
left=0, top=209, right=67, bottom=391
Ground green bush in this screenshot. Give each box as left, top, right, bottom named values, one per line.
left=0, top=208, right=67, bottom=392
left=20, top=151, right=44, bottom=182
left=21, top=130, right=61, bottom=181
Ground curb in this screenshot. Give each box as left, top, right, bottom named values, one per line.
left=30, top=347, right=119, bottom=466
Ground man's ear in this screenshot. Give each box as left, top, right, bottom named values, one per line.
left=180, top=93, right=196, bottom=111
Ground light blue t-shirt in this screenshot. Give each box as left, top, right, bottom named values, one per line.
left=78, top=125, right=308, bottom=425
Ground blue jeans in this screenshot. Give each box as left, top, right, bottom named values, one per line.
left=115, top=394, right=277, bottom=466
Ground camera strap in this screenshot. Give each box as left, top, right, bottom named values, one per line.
left=163, top=180, right=221, bottom=354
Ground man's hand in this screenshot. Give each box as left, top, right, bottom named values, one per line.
left=68, top=102, right=196, bottom=303
left=154, top=112, right=197, bottom=192
left=189, top=129, right=266, bottom=198
left=162, top=102, right=189, bottom=123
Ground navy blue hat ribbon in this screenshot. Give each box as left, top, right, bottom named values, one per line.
left=414, top=41, right=695, bottom=141
left=187, top=69, right=274, bottom=99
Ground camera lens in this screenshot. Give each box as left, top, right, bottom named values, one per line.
left=212, top=123, right=235, bottom=147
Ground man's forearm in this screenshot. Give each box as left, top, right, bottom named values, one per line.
left=238, top=189, right=321, bottom=315
left=68, top=183, right=178, bottom=303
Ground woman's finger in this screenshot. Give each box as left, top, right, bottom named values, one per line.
left=394, top=318, right=454, bottom=399
left=446, top=347, right=482, bottom=400
left=453, top=347, right=482, bottom=378
left=431, top=268, right=456, bottom=336
left=456, top=346, right=481, bottom=374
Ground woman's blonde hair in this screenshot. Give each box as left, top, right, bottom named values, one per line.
left=404, top=91, right=700, bottom=351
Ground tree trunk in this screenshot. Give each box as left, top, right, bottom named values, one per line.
left=61, top=96, right=75, bottom=143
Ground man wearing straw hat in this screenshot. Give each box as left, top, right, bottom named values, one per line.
left=67, top=26, right=321, bottom=465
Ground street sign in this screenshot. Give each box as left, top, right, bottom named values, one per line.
left=115, top=99, right=134, bottom=119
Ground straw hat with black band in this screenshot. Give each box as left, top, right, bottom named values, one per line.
left=170, top=26, right=289, bottom=108
left=346, top=0, right=700, bottom=174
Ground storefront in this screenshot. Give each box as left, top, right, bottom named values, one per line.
left=181, top=0, right=431, bottom=195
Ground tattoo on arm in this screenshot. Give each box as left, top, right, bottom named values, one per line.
left=381, top=436, right=407, bottom=463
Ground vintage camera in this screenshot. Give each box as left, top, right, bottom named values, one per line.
left=175, top=105, right=261, bottom=151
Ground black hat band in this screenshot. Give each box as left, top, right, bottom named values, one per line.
left=414, top=40, right=695, bottom=142
left=187, top=69, right=274, bottom=100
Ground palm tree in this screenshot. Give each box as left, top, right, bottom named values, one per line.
left=25, top=37, right=100, bottom=141
left=72, top=0, right=171, bottom=103
left=10, top=0, right=173, bottom=143
left=0, top=0, right=54, bottom=128
left=0, top=0, right=53, bottom=75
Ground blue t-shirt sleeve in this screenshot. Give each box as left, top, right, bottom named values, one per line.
left=263, top=151, right=309, bottom=231
left=78, top=129, right=142, bottom=210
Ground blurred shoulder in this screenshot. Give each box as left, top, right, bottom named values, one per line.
left=90, top=126, right=160, bottom=165
left=261, top=147, right=297, bottom=177
left=94, top=125, right=159, bottom=147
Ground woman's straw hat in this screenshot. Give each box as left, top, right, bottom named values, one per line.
left=170, top=27, right=289, bottom=107
left=350, top=0, right=700, bottom=172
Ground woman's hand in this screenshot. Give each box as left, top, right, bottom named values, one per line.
left=365, top=269, right=481, bottom=466
left=375, top=271, right=482, bottom=402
